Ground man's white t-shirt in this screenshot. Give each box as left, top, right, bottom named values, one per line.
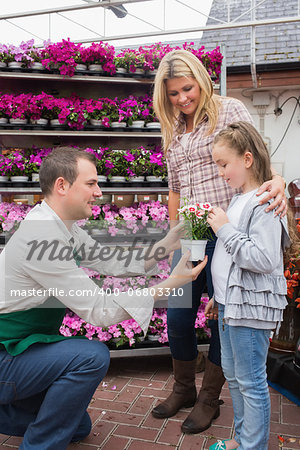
left=211, top=189, right=257, bottom=305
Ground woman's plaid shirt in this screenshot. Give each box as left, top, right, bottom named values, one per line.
left=167, top=96, right=254, bottom=211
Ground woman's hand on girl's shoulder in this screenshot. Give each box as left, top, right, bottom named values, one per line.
left=256, top=175, right=287, bottom=217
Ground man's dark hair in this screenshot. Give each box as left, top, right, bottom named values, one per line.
left=39, top=147, right=97, bottom=196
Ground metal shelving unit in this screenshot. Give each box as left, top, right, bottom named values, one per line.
left=110, top=343, right=209, bottom=358
left=0, top=186, right=169, bottom=194
left=0, top=68, right=213, bottom=358
left=0, top=129, right=161, bottom=138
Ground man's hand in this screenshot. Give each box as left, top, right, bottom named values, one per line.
left=152, top=252, right=207, bottom=301
left=205, top=298, right=218, bottom=320
left=171, top=251, right=208, bottom=284
left=207, top=207, right=229, bottom=234
left=256, top=175, right=287, bottom=217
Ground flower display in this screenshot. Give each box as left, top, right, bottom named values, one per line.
left=59, top=298, right=211, bottom=346
left=0, top=39, right=223, bottom=81
left=177, top=200, right=214, bottom=240
left=84, top=41, right=115, bottom=74
left=0, top=202, right=33, bottom=233
left=0, top=40, right=35, bottom=67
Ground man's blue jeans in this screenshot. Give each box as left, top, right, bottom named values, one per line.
left=167, top=236, right=221, bottom=365
left=218, top=303, right=271, bottom=450
left=0, top=339, right=110, bottom=450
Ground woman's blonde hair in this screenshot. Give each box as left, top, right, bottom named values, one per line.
left=153, top=49, right=220, bottom=153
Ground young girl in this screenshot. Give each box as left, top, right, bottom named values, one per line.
left=151, top=49, right=287, bottom=435
left=207, top=121, right=298, bottom=450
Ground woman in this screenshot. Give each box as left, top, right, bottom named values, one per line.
left=151, top=49, right=286, bottom=434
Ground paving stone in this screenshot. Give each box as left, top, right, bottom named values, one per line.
left=157, top=419, right=182, bottom=446
left=101, top=435, right=130, bottom=450
left=114, top=424, right=159, bottom=441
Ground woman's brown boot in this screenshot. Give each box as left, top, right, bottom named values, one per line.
left=181, top=359, right=226, bottom=433
left=151, top=357, right=197, bottom=419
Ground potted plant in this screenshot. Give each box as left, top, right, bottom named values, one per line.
left=144, top=104, right=160, bottom=129
left=270, top=248, right=300, bottom=352
left=0, top=94, right=10, bottom=125
left=0, top=43, right=9, bottom=68
left=7, top=93, right=32, bottom=125
left=125, top=148, right=147, bottom=183
left=5, top=41, right=34, bottom=69
left=3, top=151, right=29, bottom=182
left=145, top=150, right=167, bottom=182
left=105, top=150, right=129, bottom=182
left=177, top=200, right=214, bottom=261
left=107, top=99, right=126, bottom=129
left=114, top=55, right=128, bottom=76
left=86, top=42, right=115, bottom=75
left=84, top=147, right=109, bottom=182
left=41, top=39, right=83, bottom=77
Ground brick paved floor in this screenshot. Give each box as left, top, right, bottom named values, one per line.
left=0, top=355, right=299, bottom=450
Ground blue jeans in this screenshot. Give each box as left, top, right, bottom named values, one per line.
left=0, top=339, right=110, bottom=449
left=218, top=303, right=271, bottom=450
left=167, top=236, right=221, bottom=365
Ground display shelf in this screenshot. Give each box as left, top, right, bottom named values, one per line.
left=0, top=186, right=169, bottom=194
left=0, top=70, right=220, bottom=90
left=0, top=129, right=161, bottom=138
left=0, top=70, right=154, bottom=85
left=110, top=343, right=209, bottom=358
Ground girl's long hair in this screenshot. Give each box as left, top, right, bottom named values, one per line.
left=214, top=121, right=300, bottom=258
left=153, top=49, right=220, bottom=154
left=214, top=121, right=273, bottom=186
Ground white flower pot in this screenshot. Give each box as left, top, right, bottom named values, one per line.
left=50, top=119, right=64, bottom=127
left=0, top=62, right=7, bottom=68
left=146, top=176, right=162, bottom=182
left=31, top=173, right=40, bottom=182
left=147, top=69, right=158, bottom=77
left=91, top=228, right=107, bottom=236
left=30, top=118, right=48, bottom=126
left=110, top=121, right=126, bottom=129
left=180, top=239, right=208, bottom=262
left=130, top=176, right=145, bottom=183
left=147, top=227, right=162, bottom=234
left=132, top=68, right=144, bottom=77
left=97, top=175, right=107, bottom=183
left=89, top=64, right=103, bottom=73
left=75, top=63, right=87, bottom=71
left=0, top=118, right=8, bottom=125
left=146, top=122, right=161, bottom=130
left=9, top=118, right=28, bottom=125
left=8, top=61, right=22, bottom=69
left=0, top=175, right=9, bottom=182
left=116, top=67, right=127, bottom=76
left=110, top=176, right=126, bottom=183
left=147, top=335, right=160, bottom=341
left=129, top=120, right=145, bottom=129
left=90, top=119, right=103, bottom=127
left=30, top=62, right=44, bottom=70
left=10, top=176, right=29, bottom=182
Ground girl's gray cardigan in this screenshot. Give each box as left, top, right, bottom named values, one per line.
left=216, top=191, right=290, bottom=330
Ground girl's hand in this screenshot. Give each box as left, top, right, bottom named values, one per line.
left=207, top=207, right=229, bottom=233
left=205, top=298, right=218, bottom=320
left=256, top=175, right=287, bottom=217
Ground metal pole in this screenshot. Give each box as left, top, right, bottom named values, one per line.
left=220, top=43, right=227, bottom=97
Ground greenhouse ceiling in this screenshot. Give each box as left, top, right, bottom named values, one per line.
left=0, top=0, right=299, bottom=48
